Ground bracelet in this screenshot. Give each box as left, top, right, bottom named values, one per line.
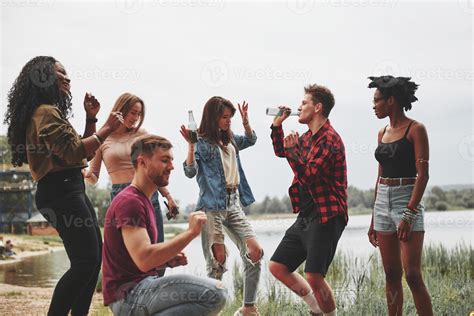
left=92, top=133, right=103, bottom=145
left=243, top=120, right=249, bottom=126
left=86, top=117, right=98, bottom=123
left=95, top=133, right=104, bottom=143
left=401, top=208, right=417, bottom=224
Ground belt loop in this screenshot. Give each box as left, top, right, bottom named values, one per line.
left=399, top=178, right=402, bottom=186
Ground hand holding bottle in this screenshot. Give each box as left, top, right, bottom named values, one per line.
left=271, top=106, right=294, bottom=126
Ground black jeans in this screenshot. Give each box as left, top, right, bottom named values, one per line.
left=36, top=168, right=102, bottom=316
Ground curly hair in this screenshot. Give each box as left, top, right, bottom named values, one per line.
left=3, top=56, right=73, bottom=167
left=304, top=84, right=335, bottom=117
left=368, top=75, right=419, bottom=111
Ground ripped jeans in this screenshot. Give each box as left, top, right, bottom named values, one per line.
left=201, top=191, right=262, bottom=305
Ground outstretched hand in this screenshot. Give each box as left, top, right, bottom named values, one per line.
left=84, top=92, right=100, bottom=118
left=180, top=125, right=193, bottom=144
left=238, top=101, right=249, bottom=125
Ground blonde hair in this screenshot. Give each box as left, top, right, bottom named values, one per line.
left=111, top=93, right=145, bottom=131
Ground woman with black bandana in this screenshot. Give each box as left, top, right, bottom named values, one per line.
left=367, top=76, right=433, bottom=316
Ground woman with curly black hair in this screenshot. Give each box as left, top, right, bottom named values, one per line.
left=4, top=56, right=122, bottom=315
left=367, top=76, right=433, bottom=316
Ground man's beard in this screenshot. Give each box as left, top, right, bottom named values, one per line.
left=148, top=169, right=169, bottom=187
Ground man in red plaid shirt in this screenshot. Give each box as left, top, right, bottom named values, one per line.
left=268, top=84, right=348, bottom=316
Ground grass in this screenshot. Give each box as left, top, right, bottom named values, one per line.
left=90, top=243, right=472, bottom=315
left=220, top=243, right=473, bottom=315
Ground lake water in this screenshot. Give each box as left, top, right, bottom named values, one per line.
left=0, top=210, right=472, bottom=289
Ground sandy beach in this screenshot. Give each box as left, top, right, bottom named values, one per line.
left=0, top=283, right=109, bottom=316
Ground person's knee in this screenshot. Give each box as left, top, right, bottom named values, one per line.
left=72, top=251, right=101, bottom=271
left=245, top=239, right=263, bottom=264
left=405, top=270, right=424, bottom=289
left=384, top=267, right=403, bottom=284
left=305, top=272, right=325, bottom=288
left=211, top=243, right=226, bottom=264
left=269, top=261, right=288, bottom=279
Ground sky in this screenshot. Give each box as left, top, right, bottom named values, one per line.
left=1, top=0, right=472, bottom=207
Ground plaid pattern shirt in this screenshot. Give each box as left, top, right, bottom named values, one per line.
left=270, top=120, right=348, bottom=224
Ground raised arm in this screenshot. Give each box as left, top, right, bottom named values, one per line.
left=122, top=211, right=207, bottom=272
left=180, top=125, right=199, bottom=178
left=82, top=92, right=100, bottom=138
left=270, top=106, right=292, bottom=157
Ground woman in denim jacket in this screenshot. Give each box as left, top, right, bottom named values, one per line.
left=181, top=96, right=263, bottom=316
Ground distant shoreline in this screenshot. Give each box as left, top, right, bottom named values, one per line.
left=0, top=246, right=64, bottom=266
left=0, top=234, right=64, bottom=266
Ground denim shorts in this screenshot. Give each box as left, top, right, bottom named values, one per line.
left=374, top=184, right=425, bottom=232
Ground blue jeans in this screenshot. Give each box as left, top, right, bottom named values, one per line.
left=109, top=275, right=227, bottom=316
left=202, top=191, right=262, bottom=305
left=111, top=183, right=164, bottom=243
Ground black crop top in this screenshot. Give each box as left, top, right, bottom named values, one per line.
left=374, top=121, right=417, bottom=178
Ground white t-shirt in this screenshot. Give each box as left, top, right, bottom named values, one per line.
left=218, top=144, right=240, bottom=187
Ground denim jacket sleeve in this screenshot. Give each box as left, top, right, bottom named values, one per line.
left=183, top=147, right=200, bottom=178
left=233, top=130, right=257, bottom=151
